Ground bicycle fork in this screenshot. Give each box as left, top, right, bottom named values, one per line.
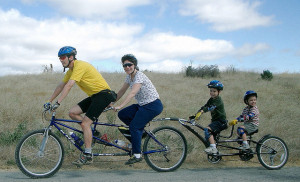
left=38, top=127, right=51, bottom=157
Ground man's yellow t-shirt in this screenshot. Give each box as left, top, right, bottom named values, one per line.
left=63, top=60, right=110, bottom=96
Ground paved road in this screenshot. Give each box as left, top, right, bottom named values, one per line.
left=1, top=167, right=300, bottom=182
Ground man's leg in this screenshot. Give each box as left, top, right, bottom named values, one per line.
left=70, top=104, right=94, bottom=165
left=69, top=105, right=84, bottom=121
left=69, top=105, right=93, bottom=151
left=81, top=116, right=93, bottom=149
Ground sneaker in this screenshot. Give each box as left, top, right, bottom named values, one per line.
left=238, top=143, right=250, bottom=150
left=204, top=146, right=218, bottom=154
left=72, top=152, right=93, bottom=166
left=125, top=156, right=143, bottom=165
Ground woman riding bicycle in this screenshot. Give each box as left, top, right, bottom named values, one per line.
left=110, top=54, right=163, bottom=165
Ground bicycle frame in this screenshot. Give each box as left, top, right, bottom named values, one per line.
left=152, top=117, right=263, bottom=156
left=16, top=108, right=189, bottom=178
left=152, top=117, right=209, bottom=148
left=42, top=110, right=168, bottom=157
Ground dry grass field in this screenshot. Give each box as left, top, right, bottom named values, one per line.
left=0, top=70, right=299, bottom=170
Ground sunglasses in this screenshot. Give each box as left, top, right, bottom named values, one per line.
left=59, top=55, right=67, bottom=60
left=123, top=63, right=133, bottom=68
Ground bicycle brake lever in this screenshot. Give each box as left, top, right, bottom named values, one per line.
left=103, top=107, right=114, bottom=112
left=190, top=120, right=196, bottom=126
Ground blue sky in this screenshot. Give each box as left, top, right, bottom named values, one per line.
left=1, top=0, right=300, bottom=76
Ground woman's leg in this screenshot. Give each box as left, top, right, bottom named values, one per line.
left=118, top=104, right=139, bottom=126
left=129, top=100, right=163, bottom=154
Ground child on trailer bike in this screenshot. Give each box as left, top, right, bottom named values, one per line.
left=190, top=80, right=228, bottom=154
left=229, top=90, right=260, bottom=150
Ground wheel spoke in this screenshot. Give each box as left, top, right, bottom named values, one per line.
left=257, top=136, right=288, bottom=170
left=143, top=126, right=187, bottom=172
left=15, top=130, right=64, bottom=178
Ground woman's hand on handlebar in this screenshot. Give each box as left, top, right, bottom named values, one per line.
left=113, top=106, right=122, bottom=112
left=107, top=102, right=120, bottom=112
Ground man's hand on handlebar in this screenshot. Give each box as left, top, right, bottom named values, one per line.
left=52, top=101, right=60, bottom=110
left=44, top=101, right=51, bottom=110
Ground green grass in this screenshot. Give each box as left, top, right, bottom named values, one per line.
left=0, top=71, right=299, bottom=169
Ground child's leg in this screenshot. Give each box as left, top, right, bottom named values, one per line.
left=204, top=126, right=217, bottom=153
left=207, top=127, right=215, bottom=144
left=237, top=126, right=249, bottom=149
left=239, top=126, right=247, bottom=141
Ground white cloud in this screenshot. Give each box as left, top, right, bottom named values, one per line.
left=179, top=0, right=274, bottom=32
left=22, top=0, right=151, bottom=19
left=0, top=8, right=143, bottom=75
left=1, top=8, right=265, bottom=76
left=140, top=60, right=184, bottom=73
left=235, top=43, right=270, bottom=57
left=132, top=32, right=234, bottom=62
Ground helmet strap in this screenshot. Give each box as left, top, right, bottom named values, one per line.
left=63, top=56, right=74, bottom=72
left=130, top=67, right=137, bottom=77
left=64, top=56, right=73, bottom=67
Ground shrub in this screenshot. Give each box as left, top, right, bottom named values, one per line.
left=185, top=65, right=197, bottom=77
left=261, top=70, right=273, bottom=81
left=0, top=122, right=27, bottom=145
left=185, top=64, right=220, bottom=78
left=225, top=65, right=237, bottom=74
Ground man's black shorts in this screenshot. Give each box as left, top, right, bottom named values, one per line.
left=78, top=90, right=117, bottom=121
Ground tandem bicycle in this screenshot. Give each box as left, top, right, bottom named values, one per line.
left=15, top=106, right=187, bottom=178
left=152, top=113, right=288, bottom=170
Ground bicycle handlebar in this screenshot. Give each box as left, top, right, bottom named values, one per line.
left=103, top=107, right=114, bottom=112
left=44, top=104, right=114, bottom=113
left=42, top=105, right=115, bottom=122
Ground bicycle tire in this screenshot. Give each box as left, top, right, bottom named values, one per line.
left=15, top=129, right=64, bottom=178
left=143, top=126, right=187, bottom=172
left=256, top=135, right=288, bottom=170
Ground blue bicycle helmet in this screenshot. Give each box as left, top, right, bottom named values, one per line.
left=244, top=90, right=257, bottom=104
left=207, top=80, right=224, bottom=91
left=58, top=46, right=77, bottom=57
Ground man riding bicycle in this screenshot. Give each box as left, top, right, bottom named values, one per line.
left=45, top=46, right=116, bottom=165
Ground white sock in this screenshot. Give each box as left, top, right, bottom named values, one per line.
left=210, top=144, right=216, bottom=148
left=134, top=154, right=141, bottom=158
left=85, top=148, right=92, bottom=154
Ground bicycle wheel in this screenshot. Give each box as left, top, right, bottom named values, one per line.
left=143, top=126, right=187, bottom=172
left=15, top=129, right=64, bottom=178
left=256, top=136, right=288, bottom=170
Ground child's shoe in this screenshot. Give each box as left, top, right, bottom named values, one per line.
left=238, top=143, right=250, bottom=150
left=204, top=146, right=218, bottom=154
